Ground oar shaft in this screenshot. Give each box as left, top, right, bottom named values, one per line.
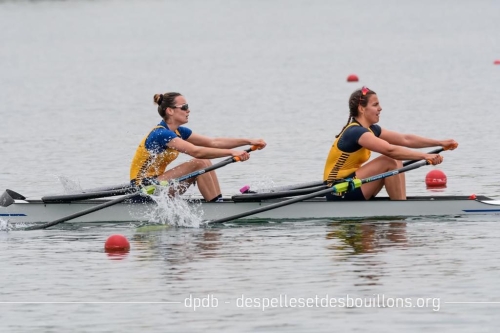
left=269, top=181, right=324, bottom=192
left=41, top=158, right=239, bottom=203
left=362, top=160, right=427, bottom=183
left=402, top=148, right=443, bottom=167
left=79, top=183, right=132, bottom=193
left=232, top=185, right=328, bottom=202
left=42, top=188, right=132, bottom=203
left=25, top=192, right=138, bottom=230
left=28, top=145, right=260, bottom=230
left=249, top=148, right=444, bottom=194
left=207, top=160, right=431, bottom=224
left=41, top=147, right=258, bottom=203
left=208, top=190, right=329, bottom=224
left=176, top=154, right=245, bottom=182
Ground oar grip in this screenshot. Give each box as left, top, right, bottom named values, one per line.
left=233, top=146, right=258, bottom=161
left=443, top=143, right=458, bottom=151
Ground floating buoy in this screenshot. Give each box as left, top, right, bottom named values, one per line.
left=347, top=74, right=359, bottom=82
left=469, top=194, right=477, bottom=200
left=494, top=60, right=500, bottom=65
left=104, top=234, right=130, bottom=252
left=425, top=169, right=447, bottom=187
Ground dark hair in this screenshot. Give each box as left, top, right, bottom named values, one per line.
left=153, top=92, right=182, bottom=119
left=335, top=87, right=377, bottom=138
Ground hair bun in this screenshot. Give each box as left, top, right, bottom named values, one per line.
left=157, top=94, right=164, bottom=105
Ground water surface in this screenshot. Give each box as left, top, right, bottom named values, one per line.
left=1, top=0, right=500, bottom=332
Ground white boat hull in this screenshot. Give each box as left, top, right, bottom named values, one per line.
left=2, top=196, right=500, bottom=224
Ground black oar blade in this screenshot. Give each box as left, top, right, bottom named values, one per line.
left=0, top=189, right=26, bottom=207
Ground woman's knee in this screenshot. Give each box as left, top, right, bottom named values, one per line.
left=379, top=155, right=399, bottom=169
left=191, top=158, right=212, bottom=169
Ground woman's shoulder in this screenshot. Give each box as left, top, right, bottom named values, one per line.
left=177, top=126, right=192, bottom=139
left=177, top=125, right=191, bottom=132
left=369, top=124, right=382, bottom=137
left=341, top=125, right=368, bottom=142
left=344, top=124, right=368, bottom=135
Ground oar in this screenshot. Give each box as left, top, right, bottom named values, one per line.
left=26, top=146, right=259, bottom=230
left=80, top=183, right=132, bottom=193
left=42, top=188, right=134, bottom=203
left=206, top=159, right=435, bottom=225
left=242, top=147, right=446, bottom=194
left=232, top=185, right=328, bottom=201
left=267, top=180, right=325, bottom=193
left=402, top=147, right=443, bottom=166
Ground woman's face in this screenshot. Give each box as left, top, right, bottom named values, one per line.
left=169, top=95, right=190, bottom=124
left=360, top=94, right=382, bottom=124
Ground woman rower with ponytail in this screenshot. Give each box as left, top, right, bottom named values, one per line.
left=323, top=86, right=458, bottom=201
left=130, top=92, right=266, bottom=202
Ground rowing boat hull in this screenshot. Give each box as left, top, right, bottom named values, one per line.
left=2, top=196, right=500, bottom=224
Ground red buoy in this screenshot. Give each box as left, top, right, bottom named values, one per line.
left=425, top=169, right=447, bottom=187
left=347, top=74, right=359, bottom=82
left=104, top=234, right=130, bottom=252
left=494, top=60, right=500, bottom=65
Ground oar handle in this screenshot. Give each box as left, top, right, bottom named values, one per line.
left=403, top=147, right=444, bottom=167
left=232, top=145, right=259, bottom=162
left=142, top=145, right=260, bottom=195
left=443, top=143, right=458, bottom=151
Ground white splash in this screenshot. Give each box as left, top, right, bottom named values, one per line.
left=0, top=218, right=31, bottom=232
left=56, top=175, right=84, bottom=194
left=0, top=218, right=9, bottom=231
left=144, top=187, right=203, bottom=228
left=244, top=174, right=277, bottom=193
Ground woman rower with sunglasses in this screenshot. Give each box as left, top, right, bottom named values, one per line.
left=323, top=86, right=458, bottom=201
left=130, top=92, right=266, bottom=202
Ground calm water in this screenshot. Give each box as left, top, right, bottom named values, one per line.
left=1, top=0, right=500, bottom=332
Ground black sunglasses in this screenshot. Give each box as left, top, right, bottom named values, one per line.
left=173, top=103, right=189, bottom=111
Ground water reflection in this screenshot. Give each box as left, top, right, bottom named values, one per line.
left=106, top=251, right=129, bottom=260
left=132, top=228, right=223, bottom=265
left=325, top=221, right=409, bottom=286
left=326, top=221, right=408, bottom=255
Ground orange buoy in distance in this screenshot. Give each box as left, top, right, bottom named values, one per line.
left=425, top=169, right=447, bottom=187
left=494, top=60, right=500, bottom=65
left=104, top=234, right=130, bottom=252
left=347, top=74, right=359, bottom=82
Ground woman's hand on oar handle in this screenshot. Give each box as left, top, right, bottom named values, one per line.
left=440, top=139, right=459, bottom=151
left=425, top=154, right=444, bottom=165
left=232, top=150, right=251, bottom=161
left=232, top=140, right=267, bottom=161
left=249, top=139, right=267, bottom=150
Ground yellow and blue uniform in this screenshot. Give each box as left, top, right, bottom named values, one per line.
left=323, top=120, right=381, bottom=201
left=130, top=120, right=192, bottom=186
